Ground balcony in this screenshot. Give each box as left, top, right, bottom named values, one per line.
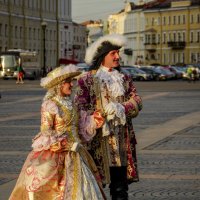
left=73, top=44, right=81, bottom=50
left=144, top=43, right=157, bottom=52
left=167, top=41, right=186, bottom=49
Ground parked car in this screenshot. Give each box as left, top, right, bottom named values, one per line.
left=120, top=68, right=137, bottom=80
left=162, top=66, right=182, bottom=79
left=171, top=66, right=185, bottom=79
left=176, top=66, right=189, bottom=80
left=121, top=66, right=153, bottom=81
left=77, top=63, right=90, bottom=72
left=154, top=66, right=175, bottom=80
left=140, top=67, right=167, bottom=81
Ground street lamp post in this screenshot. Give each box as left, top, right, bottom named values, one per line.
left=41, top=21, right=47, bottom=77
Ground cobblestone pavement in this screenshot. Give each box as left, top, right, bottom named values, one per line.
left=0, top=79, right=200, bottom=200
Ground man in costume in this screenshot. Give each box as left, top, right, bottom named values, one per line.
left=75, top=34, right=143, bottom=200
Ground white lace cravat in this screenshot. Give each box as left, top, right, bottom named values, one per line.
left=95, top=66, right=125, bottom=98
left=95, top=66, right=126, bottom=136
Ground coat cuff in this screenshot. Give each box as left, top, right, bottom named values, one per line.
left=71, top=142, right=79, bottom=152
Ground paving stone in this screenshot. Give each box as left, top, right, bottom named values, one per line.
left=0, top=127, right=38, bottom=137
left=144, top=126, right=200, bottom=150
left=0, top=138, right=32, bottom=151
left=137, top=154, right=200, bottom=175
left=128, top=179, right=200, bottom=200
left=1, top=80, right=200, bottom=200
left=0, top=155, right=26, bottom=174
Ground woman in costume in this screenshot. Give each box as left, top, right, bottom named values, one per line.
left=9, top=64, right=106, bottom=200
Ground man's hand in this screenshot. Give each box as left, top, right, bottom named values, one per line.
left=104, top=102, right=117, bottom=115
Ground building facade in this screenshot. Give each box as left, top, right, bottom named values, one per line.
left=144, top=0, right=200, bottom=65
left=81, top=20, right=104, bottom=48
left=0, top=0, right=87, bottom=68
left=107, top=0, right=200, bottom=66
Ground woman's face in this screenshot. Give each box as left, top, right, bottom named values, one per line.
left=60, top=79, right=73, bottom=96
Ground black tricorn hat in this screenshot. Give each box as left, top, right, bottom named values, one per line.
left=85, top=34, right=127, bottom=68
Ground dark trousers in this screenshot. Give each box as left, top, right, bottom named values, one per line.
left=109, top=166, right=128, bottom=200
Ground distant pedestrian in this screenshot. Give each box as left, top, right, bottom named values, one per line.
left=192, top=67, right=198, bottom=82
left=186, top=66, right=193, bottom=82
left=16, top=64, right=24, bottom=84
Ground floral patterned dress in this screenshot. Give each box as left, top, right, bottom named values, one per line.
left=9, top=96, right=105, bottom=200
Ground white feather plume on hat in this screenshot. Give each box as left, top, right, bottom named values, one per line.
left=40, top=64, right=81, bottom=89
left=85, top=34, right=127, bottom=66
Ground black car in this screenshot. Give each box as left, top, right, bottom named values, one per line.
left=120, top=68, right=137, bottom=80
left=121, top=66, right=153, bottom=81
left=140, top=67, right=166, bottom=81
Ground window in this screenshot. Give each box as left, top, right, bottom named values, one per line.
left=38, top=29, right=40, bottom=40
left=168, top=16, right=171, bottom=25
left=0, top=23, right=2, bottom=36
left=147, top=34, right=150, bottom=44
left=163, top=16, right=166, bottom=25
left=191, top=14, right=194, bottom=24
left=46, top=30, right=48, bottom=41
left=168, top=32, right=171, bottom=42
left=50, top=30, right=52, bottom=40
left=197, top=31, right=200, bottom=42
left=178, top=32, right=181, bottom=41
left=20, top=27, right=22, bottom=39
left=183, top=15, right=185, bottom=24
left=5, top=24, right=8, bottom=37
left=157, top=17, right=160, bottom=25
left=190, top=32, right=193, bottom=43
left=178, top=16, right=181, bottom=24
left=173, top=32, right=176, bottom=41
left=197, top=14, right=200, bottom=23
left=182, top=53, right=185, bottom=63
left=178, top=53, right=181, bottom=63
left=191, top=53, right=196, bottom=62
left=152, top=18, right=154, bottom=26
left=183, top=32, right=185, bottom=41
left=157, top=34, right=160, bottom=44
left=173, top=16, right=176, bottom=25
left=163, top=32, right=166, bottom=44
left=33, top=28, right=36, bottom=40
left=164, top=53, right=166, bottom=64
left=173, top=53, right=176, bottom=64
left=15, top=26, right=18, bottom=38
left=152, top=34, right=156, bottom=44
left=29, top=27, right=32, bottom=39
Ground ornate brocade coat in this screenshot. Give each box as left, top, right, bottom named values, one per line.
left=75, top=68, right=143, bottom=185
left=9, top=96, right=105, bottom=200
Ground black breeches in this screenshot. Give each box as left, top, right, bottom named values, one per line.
left=109, top=166, right=128, bottom=200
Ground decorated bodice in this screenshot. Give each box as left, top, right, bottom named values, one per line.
left=41, top=96, right=80, bottom=142
left=32, top=96, right=82, bottom=152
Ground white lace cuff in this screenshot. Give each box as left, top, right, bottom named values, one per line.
left=71, top=142, right=79, bottom=152
left=32, top=133, right=67, bottom=151
left=79, top=110, right=97, bottom=141
left=114, top=103, right=126, bottom=125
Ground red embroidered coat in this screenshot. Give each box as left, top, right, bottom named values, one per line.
left=75, top=70, right=142, bottom=184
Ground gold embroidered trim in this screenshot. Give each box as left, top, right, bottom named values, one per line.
left=51, top=98, right=75, bottom=142
left=72, top=153, right=79, bottom=199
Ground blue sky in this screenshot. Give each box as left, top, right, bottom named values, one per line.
left=72, top=0, right=129, bottom=23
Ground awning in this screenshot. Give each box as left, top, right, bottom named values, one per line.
left=59, top=58, right=78, bottom=65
